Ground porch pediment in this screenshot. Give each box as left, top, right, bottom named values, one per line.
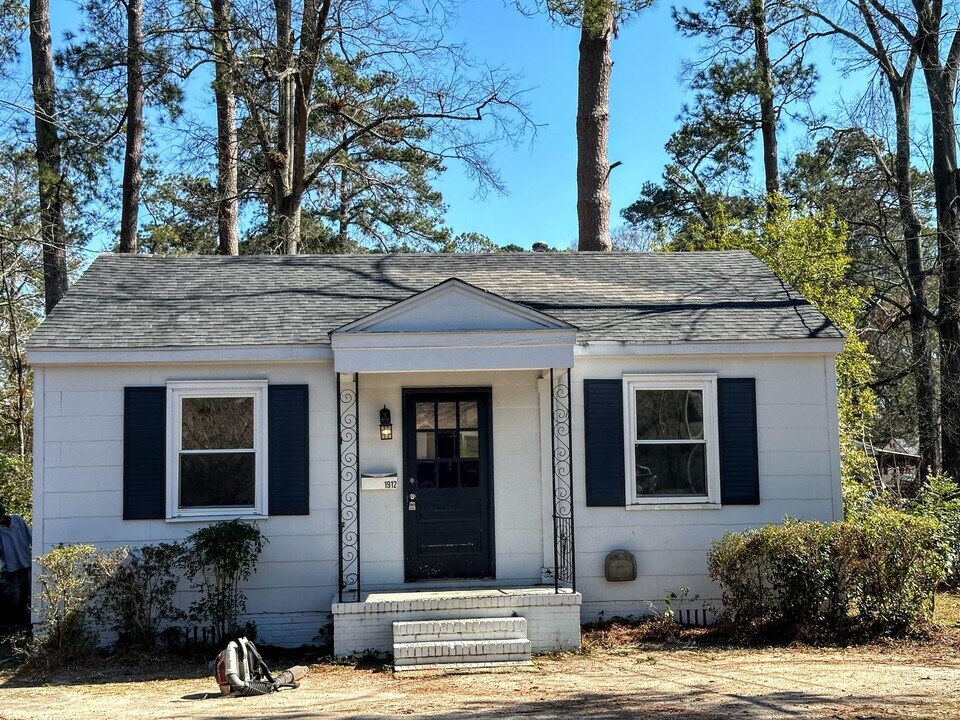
left=331, top=278, right=576, bottom=372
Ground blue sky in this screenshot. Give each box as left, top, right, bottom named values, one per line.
left=430, top=3, right=860, bottom=249
left=44, top=0, right=864, bottom=253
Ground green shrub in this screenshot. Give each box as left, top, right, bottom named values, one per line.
left=96, top=542, right=186, bottom=649
left=184, top=519, right=265, bottom=645
left=904, top=474, right=960, bottom=587
left=33, top=544, right=126, bottom=666
left=0, top=454, right=31, bottom=524
left=708, top=508, right=946, bottom=643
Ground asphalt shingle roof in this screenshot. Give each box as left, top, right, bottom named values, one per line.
left=27, top=251, right=841, bottom=349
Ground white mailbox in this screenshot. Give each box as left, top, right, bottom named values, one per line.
left=360, top=472, right=399, bottom=491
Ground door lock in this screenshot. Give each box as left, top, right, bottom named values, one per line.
left=407, top=493, right=417, bottom=511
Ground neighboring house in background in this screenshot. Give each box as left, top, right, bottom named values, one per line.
left=27, top=251, right=843, bottom=667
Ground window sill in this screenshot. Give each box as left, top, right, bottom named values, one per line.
left=625, top=502, right=721, bottom=511
left=165, top=512, right=268, bottom=523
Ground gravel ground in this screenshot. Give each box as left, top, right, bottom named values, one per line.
left=2, top=641, right=959, bottom=720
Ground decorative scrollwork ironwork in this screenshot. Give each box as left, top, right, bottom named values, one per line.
left=337, top=372, right=360, bottom=602
left=551, top=368, right=576, bottom=592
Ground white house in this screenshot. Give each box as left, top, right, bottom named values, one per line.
left=27, top=251, right=843, bottom=668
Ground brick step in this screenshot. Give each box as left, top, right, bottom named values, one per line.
left=393, top=617, right=527, bottom=643
left=393, top=638, right=532, bottom=667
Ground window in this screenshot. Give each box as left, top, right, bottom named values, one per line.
left=623, top=374, right=720, bottom=506
left=167, top=380, right=268, bottom=519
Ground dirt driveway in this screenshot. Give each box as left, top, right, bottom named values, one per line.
left=2, top=642, right=960, bottom=720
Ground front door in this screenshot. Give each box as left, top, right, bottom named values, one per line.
left=403, top=389, right=494, bottom=581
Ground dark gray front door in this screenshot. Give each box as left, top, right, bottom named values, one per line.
left=403, top=389, right=494, bottom=581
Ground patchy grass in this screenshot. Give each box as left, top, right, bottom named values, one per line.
left=935, top=592, right=960, bottom=626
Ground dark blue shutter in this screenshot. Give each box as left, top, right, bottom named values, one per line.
left=718, top=378, right=760, bottom=505
left=268, top=384, right=310, bottom=515
left=123, top=387, right=166, bottom=519
left=584, top=379, right=626, bottom=507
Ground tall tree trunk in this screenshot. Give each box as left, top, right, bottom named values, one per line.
left=212, top=0, right=239, bottom=255
left=0, top=243, right=26, bottom=458
left=891, top=86, right=939, bottom=477
left=337, top=161, right=350, bottom=252
left=913, top=18, right=960, bottom=478
left=29, top=0, right=68, bottom=313
left=928, top=67, right=960, bottom=477
left=751, top=0, right=779, bottom=199
left=118, top=0, right=144, bottom=253
left=275, top=0, right=298, bottom=254
left=576, top=0, right=614, bottom=251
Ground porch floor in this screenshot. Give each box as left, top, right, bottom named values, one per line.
left=331, top=585, right=582, bottom=657
left=361, top=585, right=576, bottom=606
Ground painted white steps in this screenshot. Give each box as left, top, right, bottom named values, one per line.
left=392, top=617, right=532, bottom=672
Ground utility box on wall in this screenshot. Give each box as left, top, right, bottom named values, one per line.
left=604, top=549, right=637, bottom=582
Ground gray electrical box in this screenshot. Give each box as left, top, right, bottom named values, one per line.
left=604, top=549, right=637, bottom=582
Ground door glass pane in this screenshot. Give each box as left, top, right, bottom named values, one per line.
left=417, top=461, right=436, bottom=489
left=180, top=452, right=256, bottom=507
left=416, top=432, right=436, bottom=460
left=460, top=431, right=479, bottom=458
left=634, top=443, right=706, bottom=496
left=460, top=460, right=480, bottom=487
left=416, top=402, right=435, bottom=430
left=635, top=390, right=704, bottom=440
left=437, top=460, right=458, bottom=488
left=437, top=402, right=457, bottom=429
left=459, top=401, right=478, bottom=429
left=182, top=396, right=254, bottom=450
left=437, top=430, right=457, bottom=459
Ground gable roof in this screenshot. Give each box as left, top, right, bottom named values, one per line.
left=335, top=278, right=574, bottom=334
left=27, top=251, right=842, bottom=350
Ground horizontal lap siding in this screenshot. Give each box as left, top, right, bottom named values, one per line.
left=569, top=354, right=840, bottom=619
left=39, top=362, right=341, bottom=642
left=38, top=364, right=546, bottom=642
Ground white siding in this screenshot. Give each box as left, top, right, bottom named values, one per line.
left=568, top=353, right=841, bottom=620
left=34, top=349, right=841, bottom=644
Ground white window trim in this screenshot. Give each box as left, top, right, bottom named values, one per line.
left=166, top=380, right=269, bottom=521
left=623, top=373, right=721, bottom=508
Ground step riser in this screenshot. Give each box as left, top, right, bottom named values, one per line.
left=395, top=653, right=530, bottom=667
left=392, top=618, right=532, bottom=672
left=393, top=639, right=532, bottom=663
left=393, top=617, right=526, bottom=644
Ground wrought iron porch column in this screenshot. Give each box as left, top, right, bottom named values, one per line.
left=550, top=368, right=576, bottom=592
left=337, top=372, right=360, bottom=602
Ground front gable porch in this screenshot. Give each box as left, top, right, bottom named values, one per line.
left=328, top=279, right=580, bottom=661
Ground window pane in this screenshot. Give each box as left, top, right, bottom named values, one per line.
left=460, top=431, right=479, bottom=458
left=635, top=390, right=703, bottom=440
left=182, top=396, right=254, bottom=450
left=438, top=460, right=458, bottom=488
left=416, top=402, right=435, bottom=430
left=417, top=432, right=436, bottom=460
left=180, top=452, right=256, bottom=507
left=437, top=402, right=457, bottom=429
left=417, top=462, right=436, bottom=489
left=437, top=430, right=457, bottom=459
left=459, top=401, right=478, bottom=429
left=635, top=443, right=706, bottom=496
left=460, top=460, right=480, bottom=487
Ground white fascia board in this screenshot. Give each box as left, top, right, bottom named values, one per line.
left=332, top=328, right=577, bottom=372
left=332, top=328, right=576, bottom=349
left=576, top=337, right=845, bottom=357
left=27, top=344, right=333, bottom=366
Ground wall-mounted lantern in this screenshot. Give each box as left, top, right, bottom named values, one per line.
left=379, top=406, right=393, bottom=440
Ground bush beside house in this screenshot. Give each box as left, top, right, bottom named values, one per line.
left=708, top=508, right=946, bottom=642
left=27, top=520, right=265, bottom=665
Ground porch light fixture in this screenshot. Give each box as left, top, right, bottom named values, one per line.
left=379, top=406, right=393, bottom=440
